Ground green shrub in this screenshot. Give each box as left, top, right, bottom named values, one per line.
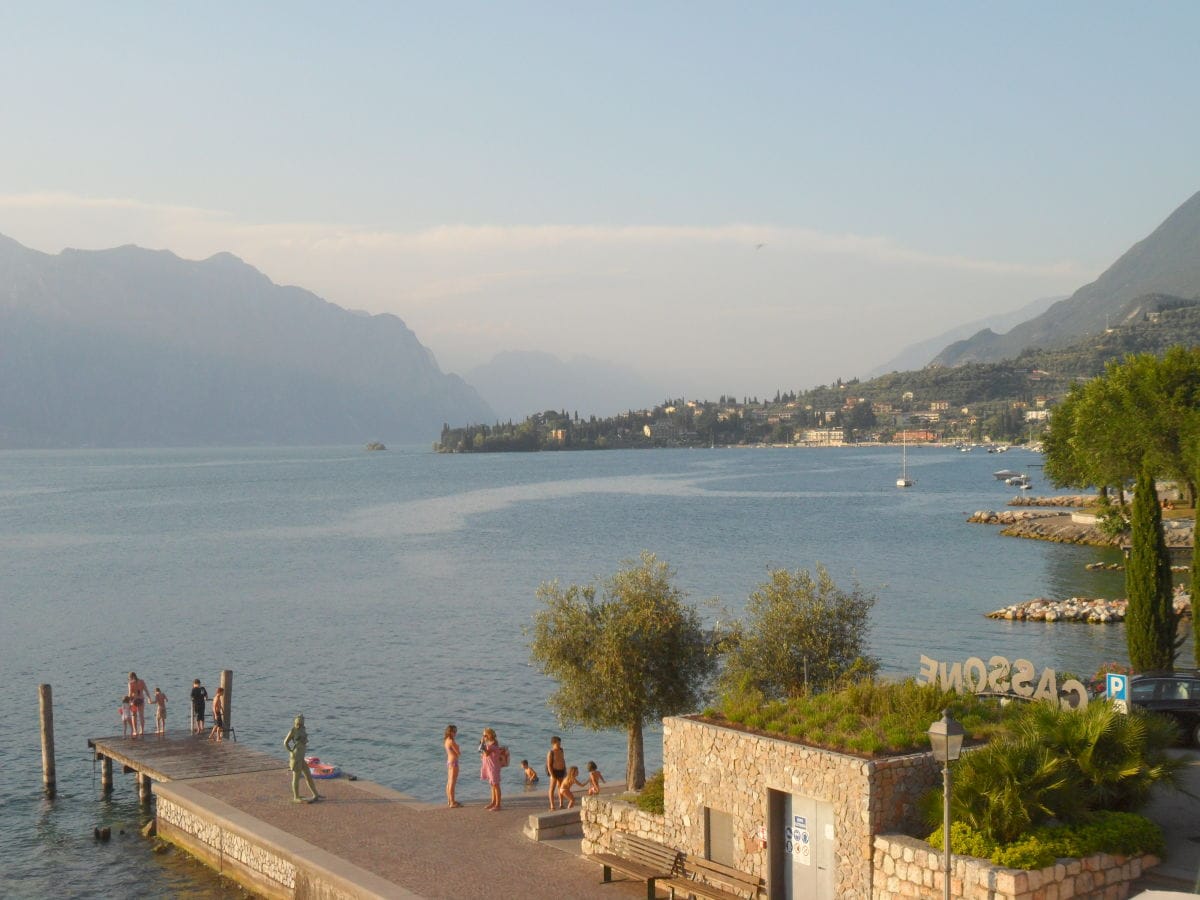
left=636, top=769, right=664, bottom=814
left=927, top=811, right=1163, bottom=870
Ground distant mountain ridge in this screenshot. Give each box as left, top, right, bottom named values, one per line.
left=932, top=189, right=1200, bottom=366
left=0, top=235, right=492, bottom=447
left=867, top=294, right=1062, bottom=376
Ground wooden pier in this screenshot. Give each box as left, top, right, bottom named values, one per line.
left=89, top=731, right=284, bottom=799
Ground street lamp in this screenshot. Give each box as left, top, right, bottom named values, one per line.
left=927, top=709, right=964, bottom=900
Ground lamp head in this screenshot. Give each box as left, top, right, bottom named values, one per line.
left=927, top=709, right=964, bottom=763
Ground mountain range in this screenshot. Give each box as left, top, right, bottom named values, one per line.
left=0, top=236, right=492, bottom=447
left=931, top=190, right=1200, bottom=366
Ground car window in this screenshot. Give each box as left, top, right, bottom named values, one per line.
left=1131, top=680, right=1159, bottom=701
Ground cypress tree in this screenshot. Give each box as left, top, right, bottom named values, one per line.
left=1125, top=465, right=1176, bottom=671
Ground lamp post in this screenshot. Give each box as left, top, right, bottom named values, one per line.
left=927, top=709, right=964, bottom=900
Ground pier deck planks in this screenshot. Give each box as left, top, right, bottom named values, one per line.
left=88, top=731, right=284, bottom=782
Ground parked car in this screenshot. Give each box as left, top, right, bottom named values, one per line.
left=1123, top=670, right=1200, bottom=746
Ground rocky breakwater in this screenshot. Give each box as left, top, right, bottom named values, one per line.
left=987, top=586, right=1192, bottom=624
left=1009, top=494, right=1098, bottom=508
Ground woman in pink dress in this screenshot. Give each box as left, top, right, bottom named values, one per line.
left=479, top=727, right=502, bottom=811
left=444, top=724, right=462, bottom=808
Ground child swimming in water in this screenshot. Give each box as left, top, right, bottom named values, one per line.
left=521, top=759, right=539, bottom=784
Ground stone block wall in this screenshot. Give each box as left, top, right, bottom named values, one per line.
left=872, top=833, right=1157, bottom=900
left=661, top=716, right=940, bottom=899
left=580, top=794, right=669, bottom=855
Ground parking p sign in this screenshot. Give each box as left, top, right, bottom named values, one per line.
left=1107, top=673, right=1128, bottom=714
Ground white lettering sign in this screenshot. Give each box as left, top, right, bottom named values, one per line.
left=918, top=654, right=1087, bottom=710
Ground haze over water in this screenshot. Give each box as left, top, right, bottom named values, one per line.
left=0, top=444, right=1169, bottom=897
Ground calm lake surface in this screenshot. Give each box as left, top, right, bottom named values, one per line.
left=0, top=444, right=1174, bottom=897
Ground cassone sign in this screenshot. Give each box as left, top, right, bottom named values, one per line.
left=918, top=654, right=1088, bottom=709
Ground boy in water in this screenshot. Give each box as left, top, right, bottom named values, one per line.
left=586, top=760, right=606, bottom=795
left=151, top=687, right=168, bottom=735
left=521, top=759, right=539, bottom=784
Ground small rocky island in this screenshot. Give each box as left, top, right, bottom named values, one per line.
left=364, top=442, right=387, bottom=451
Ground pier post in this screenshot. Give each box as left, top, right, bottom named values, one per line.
left=138, top=772, right=152, bottom=803
left=38, top=684, right=56, bottom=795
left=219, top=669, right=233, bottom=739
left=100, top=755, right=113, bottom=793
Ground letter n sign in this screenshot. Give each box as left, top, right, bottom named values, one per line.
left=1107, top=673, right=1128, bottom=714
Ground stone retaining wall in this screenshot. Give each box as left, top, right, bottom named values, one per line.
left=154, top=782, right=408, bottom=899
left=580, top=794, right=669, bottom=855
left=872, top=833, right=1157, bottom=900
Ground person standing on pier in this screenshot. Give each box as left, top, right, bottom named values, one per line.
left=209, top=687, right=225, bottom=741
left=127, top=672, right=149, bottom=736
left=480, top=727, right=503, bottom=811
left=151, top=687, right=168, bottom=735
left=190, top=679, right=208, bottom=734
left=284, top=715, right=320, bottom=803
left=545, top=736, right=566, bottom=810
left=444, top=724, right=462, bottom=808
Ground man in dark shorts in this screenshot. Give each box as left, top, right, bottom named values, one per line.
left=545, top=735, right=566, bottom=810
left=190, top=679, right=208, bottom=734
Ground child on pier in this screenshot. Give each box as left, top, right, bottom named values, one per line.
left=558, top=765, right=585, bottom=808
left=120, top=696, right=133, bottom=737
left=586, top=760, right=605, bottom=795
left=151, top=688, right=168, bottom=735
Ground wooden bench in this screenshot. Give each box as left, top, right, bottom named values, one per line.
left=663, top=855, right=766, bottom=900
left=588, top=832, right=685, bottom=900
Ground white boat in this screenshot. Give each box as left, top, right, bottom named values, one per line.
left=993, top=469, right=1019, bottom=480
left=896, top=432, right=915, bottom=488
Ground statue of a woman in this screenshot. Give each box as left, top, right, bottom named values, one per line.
left=283, top=715, right=320, bottom=803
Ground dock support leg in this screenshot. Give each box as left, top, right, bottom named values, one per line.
left=138, top=772, right=152, bottom=803
left=100, top=755, right=113, bottom=793
left=39, top=684, right=56, bottom=796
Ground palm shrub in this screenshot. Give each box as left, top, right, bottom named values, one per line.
left=927, top=700, right=1183, bottom=848
left=1015, top=699, right=1184, bottom=812
left=927, top=735, right=1078, bottom=845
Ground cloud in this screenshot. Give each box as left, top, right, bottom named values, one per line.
left=0, top=190, right=1093, bottom=394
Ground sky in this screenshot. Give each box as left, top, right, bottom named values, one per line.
left=1, top=2, right=1198, bottom=399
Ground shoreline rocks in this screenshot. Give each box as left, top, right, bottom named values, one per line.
left=987, top=587, right=1192, bottom=624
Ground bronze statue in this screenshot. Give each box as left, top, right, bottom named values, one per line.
left=283, top=715, right=320, bottom=803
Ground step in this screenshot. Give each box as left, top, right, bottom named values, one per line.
left=523, top=808, right=582, bottom=841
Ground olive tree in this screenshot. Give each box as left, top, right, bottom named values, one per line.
left=528, top=551, right=716, bottom=790
left=719, top=565, right=878, bottom=700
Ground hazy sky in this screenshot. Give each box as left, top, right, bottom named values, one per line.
left=1, top=3, right=1198, bottom=398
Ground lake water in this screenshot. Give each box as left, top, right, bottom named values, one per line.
left=0, top=444, right=1179, bottom=897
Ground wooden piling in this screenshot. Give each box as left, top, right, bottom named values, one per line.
left=219, top=669, right=233, bottom=739
left=100, top=755, right=113, bottom=792
left=38, top=683, right=56, bottom=794
left=138, top=772, right=152, bottom=803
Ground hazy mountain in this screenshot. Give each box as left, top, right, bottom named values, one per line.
left=867, top=294, right=1062, bottom=376
left=932, top=190, right=1200, bottom=366
left=465, top=351, right=663, bottom=421
left=0, top=235, right=492, bottom=447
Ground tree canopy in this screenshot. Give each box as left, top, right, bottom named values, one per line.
left=719, top=565, right=878, bottom=700
left=528, top=552, right=716, bottom=789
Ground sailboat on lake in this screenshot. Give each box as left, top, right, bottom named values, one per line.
left=896, top=430, right=915, bottom=488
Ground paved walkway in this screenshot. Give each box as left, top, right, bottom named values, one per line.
left=1131, top=749, right=1200, bottom=895
left=187, top=772, right=646, bottom=899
